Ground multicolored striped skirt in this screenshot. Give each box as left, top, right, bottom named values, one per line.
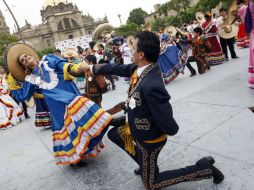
left=52, top=96, right=112, bottom=165
left=34, top=97, right=51, bottom=128
left=157, top=45, right=188, bottom=84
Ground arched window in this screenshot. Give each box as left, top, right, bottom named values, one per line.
left=58, top=21, right=64, bottom=30
left=63, top=18, right=71, bottom=29
left=71, top=19, right=78, bottom=27
left=59, top=3, right=65, bottom=11
left=58, top=18, right=79, bottom=30
left=46, top=39, right=51, bottom=47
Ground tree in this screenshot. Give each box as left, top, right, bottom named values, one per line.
left=156, top=0, right=231, bottom=27
left=115, top=23, right=140, bottom=37
left=152, top=18, right=167, bottom=31
left=220, top=0, right=233, bottom=9
left=36, top=47, right=55, bottom=59
left=158, top=0, right=192, bottom=24
left=127, top=8, right=148, bottom=25
left=165, top=16, right=181, bottom=26
left=0, top=33, right=19, bottom=66
left=194, top=0, right=220, bottom=12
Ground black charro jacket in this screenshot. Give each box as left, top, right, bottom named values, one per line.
left=93, top=63, right=179, bottom=141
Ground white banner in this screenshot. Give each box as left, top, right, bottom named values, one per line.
left=54, top=35, right=92, bottom=52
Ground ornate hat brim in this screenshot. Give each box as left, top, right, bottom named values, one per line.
left=4, top=43, right=38, bottom=81
left=63, top=48, right=78, bottom=58
left=219, top=24, right=239, bottom=39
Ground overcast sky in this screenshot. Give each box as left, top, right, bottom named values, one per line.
left=0, top=0, right=168, bottom=33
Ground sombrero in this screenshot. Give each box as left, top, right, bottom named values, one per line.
left=164, top=26, right=177, bottom=36
left=219, top=24, right=239, bottom=39
left=4, top=43, right=39, bottom=82
left=63, top=48, right=78, bottom=58
left=196, top=12, right=206, bottom=24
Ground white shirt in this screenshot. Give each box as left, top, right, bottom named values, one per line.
left=217, top=16, right=224, bottom=30
left=137, top=64, right=151, bottom=77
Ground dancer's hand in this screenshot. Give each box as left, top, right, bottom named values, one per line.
left=67, top=61, right=91, bottom=77
left=79, top=61, right=90, bottom=71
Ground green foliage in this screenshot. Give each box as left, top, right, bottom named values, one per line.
left=115, top=23, right=140, bottom=37
left=0, top=33, right=19, bottom=67
left=36, top=47, right=56, bottom=59
left=168, top=0, right=192, bottom=12
left=159, top=3, right=169, bottom=14
left=194, top=0, right=220, bottom=12
left=180, top=11, right=196, bottom=25
left=152, top=18, right=167, bottom=31
left=165, top=16, right=181, bottom=26
left=0, top=33, right=19, bottom=57
left=157, top=0, right=193, bottom=26
left=0, top=57, right=3, bottom=67
left=159, top=0, right=192, bottom=14
left=220, top=0, right=233, bottom=9
left=127, top=8, right=148, bottom=25
left=155, top=0, right=232, bottom=27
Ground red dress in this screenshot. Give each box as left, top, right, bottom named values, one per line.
left=237, top=22, right=249, bottom=48
left=201, top=20, right=225, bottom=65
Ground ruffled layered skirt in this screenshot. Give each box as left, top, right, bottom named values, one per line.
left=248, top=30, right=254, bottom=89
left=206, top=36, right=225, bottom=65
left=157, top=45, right=188, bottom=84
left=237, top=23, right=249, bottom=48
left=52, top=96, right=112, bottom=165
left=0, top=94, right=23, bottom=129
left=34, top=97, right=51, bottom=128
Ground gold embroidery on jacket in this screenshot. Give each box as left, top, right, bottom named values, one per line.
left=135, top=118, right=150, bottom=130
left=132, top=92, right=141, bottom=106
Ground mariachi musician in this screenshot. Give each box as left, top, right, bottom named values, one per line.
left=218, top=3, right=239, bottom=60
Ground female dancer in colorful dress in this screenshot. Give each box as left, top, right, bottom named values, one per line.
left=238, top=0, right=254, bottom=88
left=157, top=33, right=188, bottom=84
left=201, top=12, right=225, bottom=65
left=0, top=66, right=23, bottom=129
left=5, top=43, right=124, bottom=166
left=7, top=74, right=51, bottom=128
left=237, top=2, right=250, bottom=48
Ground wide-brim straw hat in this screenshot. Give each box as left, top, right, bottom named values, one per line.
left=196, top=12, right=206, bottom=24
left=63, top=48, right=78, bottom=58
left=219, top=24, right=239, bottom=39
left=4, top=43, right=39, bottom=81
left=164, top=26, right=177, bottom=36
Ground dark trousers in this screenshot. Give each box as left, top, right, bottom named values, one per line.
left=186, top=56, right=206, bottom=75
left=219, top=37, right=237, bottom=59
left=108, top=126, right=212, bottom=190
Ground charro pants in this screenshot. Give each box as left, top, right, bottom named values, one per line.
left=220, top=37, right=237, bottom=59
left=108, top=126, right=212, bottom=190
left=186, top=56, right=206, bottom=74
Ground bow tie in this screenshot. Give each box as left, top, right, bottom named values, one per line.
left=130, top=70, right=138, bottom=86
